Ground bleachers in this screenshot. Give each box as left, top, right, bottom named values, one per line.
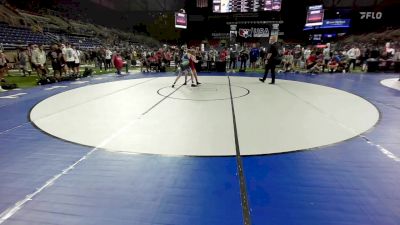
left=0, top=23, right=102, bottom=49
left=0, top=6, right=159, bottom=50
left=61, top=34, right=102, bottom=49
left=0, top=23, right=49, bottom=47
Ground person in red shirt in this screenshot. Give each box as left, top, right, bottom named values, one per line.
left=220, top=48, right=228, bottom=61
left=156, top=49, right=163, bottom=71
left=164, top=50, right=172, bottom=66
left=147, top=53, right=158, bottom=72
left=328, top=57, right=339, bottom=73
left=188, top=49, right=201, bottom=86
left=306, top=52, right=324, bottom=74
left=113, top=52, right=124, bottom=75
left=172, top=48, right=196, bottom=88
left=306, top=52, right=317, bottom=70
left=219, top=48, right=228, bottom=72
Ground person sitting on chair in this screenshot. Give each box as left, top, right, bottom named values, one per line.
left=306, top=52, right=317, bottom=71
left=328, top=57, right=339, bottom=73
left=309, top=59, right=323, bottom=74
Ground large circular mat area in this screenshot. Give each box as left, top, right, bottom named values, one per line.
left=381, top=78, right=400, bottom=91
left=30, top=76, right=379, bottom=156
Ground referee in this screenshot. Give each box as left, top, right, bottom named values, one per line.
left=259, top=36, right=278, bottom=84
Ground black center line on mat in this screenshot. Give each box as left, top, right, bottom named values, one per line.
left=227, top=75, right=252, bottom=225
left=142, top=79, right=191, bottom=116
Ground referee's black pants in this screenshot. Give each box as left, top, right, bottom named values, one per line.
left=262, top=63, right=276, bottom=84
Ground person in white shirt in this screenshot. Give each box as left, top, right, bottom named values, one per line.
left=347, top=46, right=359, bottom=71
left=65, top=43, right=75, bottom=75
left=72, top=46, right=81, bottom=76
left=31, top=44, right=47, bottom=77
left=385, top=42, right=395, bottom=58
left=394, top=46, right=400, bottom=81
left=105, top=48, right=112, bottom=71
left=303, top=47, right=311, bottom=69
left=322, top=44, right=331, bottom=72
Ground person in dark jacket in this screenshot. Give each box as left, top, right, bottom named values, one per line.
left=260, top=36, right=279, bottom=84
left=239, top=48, right=249, bottom=72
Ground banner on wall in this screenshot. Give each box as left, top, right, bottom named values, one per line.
left=253, top=28, right=270, bottom=37
left=239, top=28, right=253, bottom=38
left=238, top=27, right=270, bottom=38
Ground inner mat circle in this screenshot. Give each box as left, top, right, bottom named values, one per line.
left=30, top=76, right=380, bottom=156
left=157, top=84, right=250, bottom=101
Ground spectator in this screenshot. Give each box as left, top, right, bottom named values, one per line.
left=64, top=43, right=75, bottom=75
left=113, top=52, right=124, bottom=75
left=293, top=45, right=302, bottom=69
left=328, top=57, right=339, bottom=73
left=229, top=47, right=238, bottom=73
left=361, top=46, right=370, bottom=72
left=72, top=46, right=81, bottom=76
left=164, top=49, right=172, bottom=67
left=394, top=45, right=400, bottom=80
left=27, top=44, right=35, bottom=74
left=132, top=49, right=138, bottom=66
left=323, top=44, right=331, bottom=72
left=337, top=52, right=348, bottom=73
left=18, top=48, right=32, bottom=76
left=306, top=52, right=317, bottom=71
left=31, top=44, right=47, bottom=77
left=0, top=50, right=8, bottom=84
left=125, top=50, right=133, bottom=73
left=347, top=45, right=360, bottom=72
left=208, top=47, right=217, bottom=71
left=60, top=43, right=68, bottom=76
left=239, top=48, right=249, bottom=72
left=249, top=44, right=260, bottom=71
left=385, top=42, right=395, bottom=57
left=303, top=47, right=312, bottom=69
left=105, top=48, right=113, bottom=71
left=90, top=49, right=98, bottom=68
left=310, top=59, right=324, bottom=74
left=281, top=50, right=294, bottom=73
left=48, top=44, right=63, bottom=80
left=219, top=47, right=228, bottom=71
left=97, top=48, right=106, bottom=72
